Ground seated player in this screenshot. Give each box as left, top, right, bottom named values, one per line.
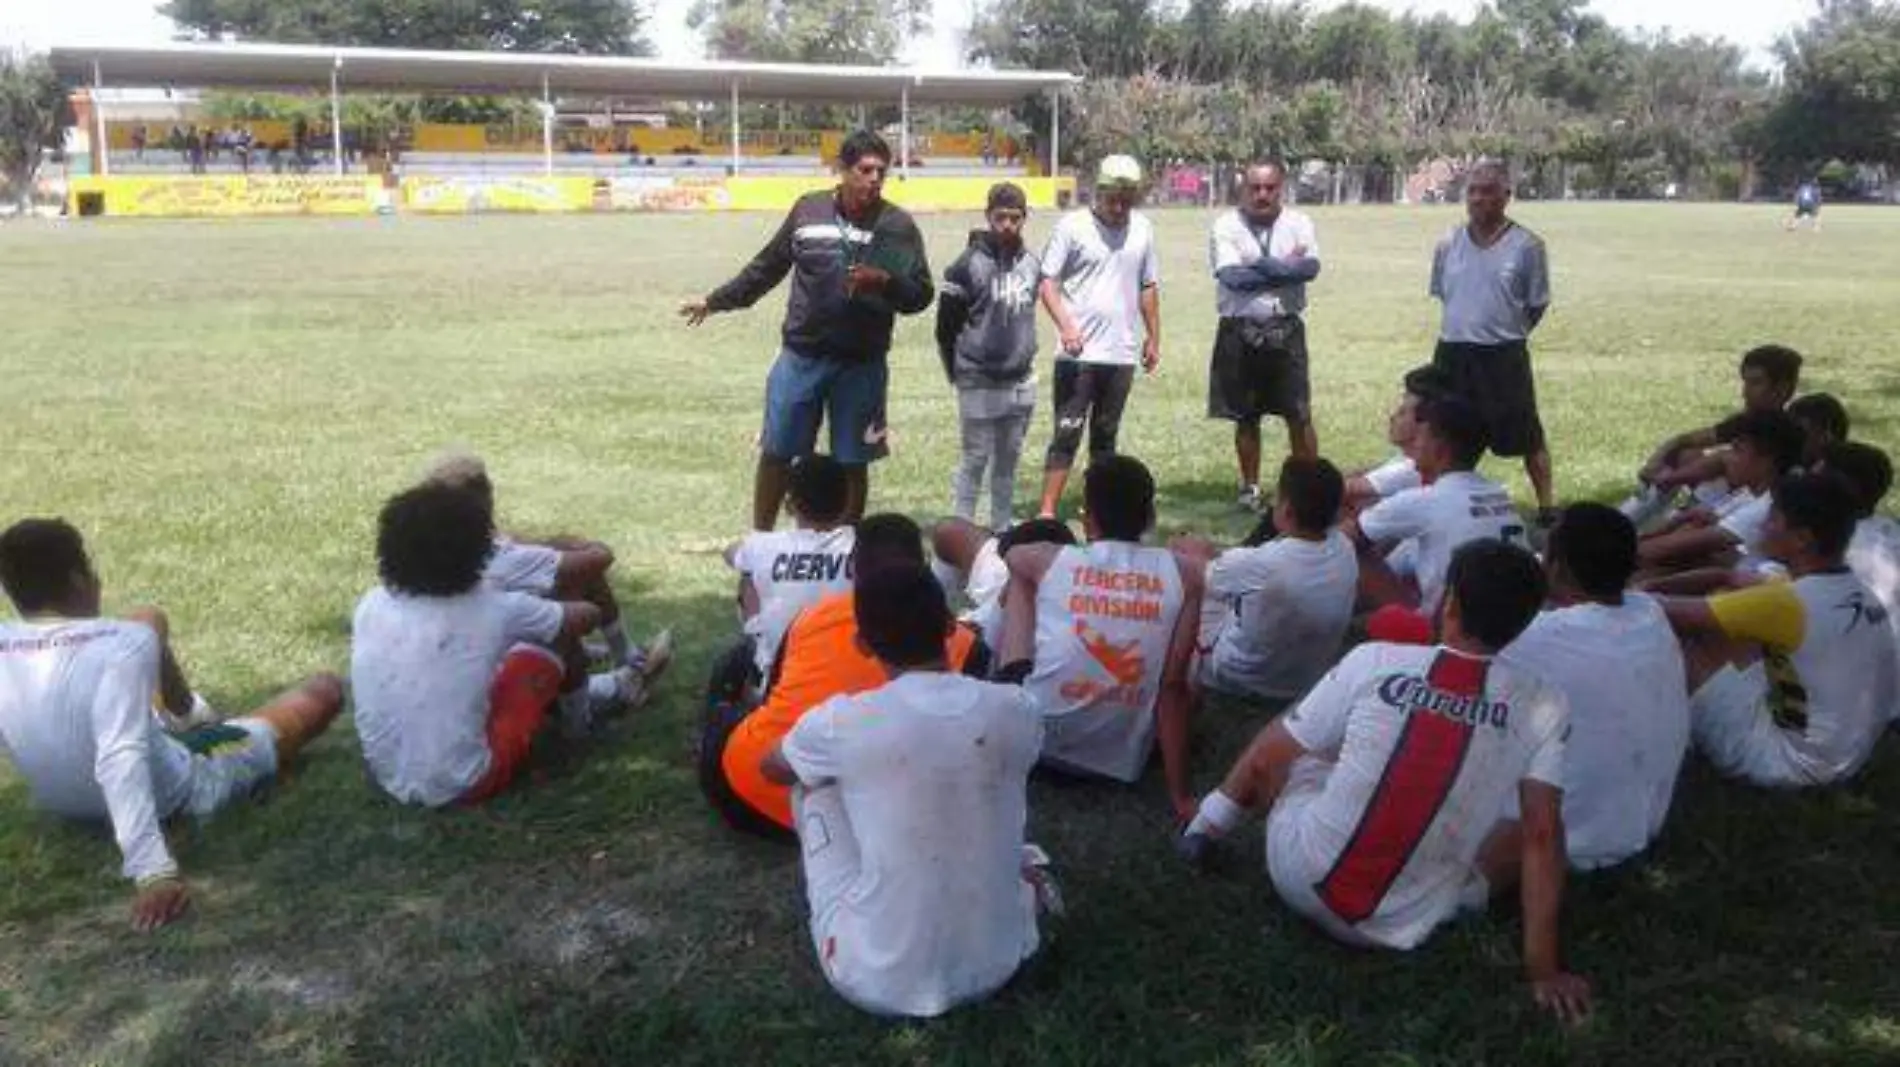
left=352, top=483, right=642, bottom=807
left=1788, top=393, right=1851, bottom=468
left=1661, top=473, right=1898, bottom=787
left=1177, top=541, right=1588, bottom=1023
left=1347, top=394, right=1522, bottom=616
left=1342, top=364, right=1457, bottom=512
left=0, top=519, right=342, bottom=931
left=1501, top=505, right=1690, bottom=871
left=423, top=450, right=670, bottom=680
left=930, top=515, right=1077, bottom=657
left=722, top=455, right=857, bottom=691
left=1175, top=457, right=1358, bottom=704
left=761, top=564, right=1050, bottom=1018
left=1636, top=411, right=1806, bottom=575
left=1626, top=345, right=1802, bottom=525
left=998, top=455, right=1203, bottom=818
left=701, top=514, right=985, bottom=838
left=1824, top=442, right=1900, bottom=683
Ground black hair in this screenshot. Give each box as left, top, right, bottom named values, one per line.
left=1820, top=441, right=1893, bottom=519
left=1444, top=541, right=1548, bottom=652
left=0, top=518, right=90, bottom=614
left=1402, top=364, right=1455, bottom=403
left=787, top=455, right=849, bottom=524
left=1084, top=455, right=1156, bottom=541
left=376, top=482, right=496, bottom=597
left=839, top=130, right=892, bottom=169
left=1787, top=393, right=1850, bottom=444
left=1727, top=410, right=1808, bottom=476
left=1277, top=457, right=1345, bottom=534
left=1740, top=344, right=1803, bottom=389
left=1773, top=472, right=1860, bottom=559
left=1415, top=394, right=1490, bottom=469
left=987, top=182, right=1027, bottom=213
left=853, top=513, right=925, bottom=576
left=996, top=517, right=1077, bottom=555
left=855, top=563, right=955, bottom=669
left=1245, top=159, right=1289, bottom=179
left=1547, top=503, right=1637, bottom=600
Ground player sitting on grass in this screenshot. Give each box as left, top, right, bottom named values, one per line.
left=1824, top=442, right=1900, bottom=677
left=700, top=515, right=986, bottom=839
left=1635, top=411, right=1807, bottom=576
left=1346, top=395, right=1522, bottom=620
left=997, top=455, right=1204, bottom=819
left=1625, top=345, right=1802, bottom=526
left=718, top=455, right=856, bottom=698
left=1500, top=505, right=1690, bottom=871
left=1342, top=364, right=1457, bottom=513
left=0, top=519, right=343, bottom=931
left=422, top=450, right=671, bottom=681
left=1172, top=457, right=1358, bottom=705
left=352, top=483, right=645, bottom=807
left=1661, top=472, right=1899, bottom=787
left=761, top=564, right=1052, bottom=1018
left=929, top=515, right=1077, bottom=658
left=1177, top=541, right=1589, bottom=1024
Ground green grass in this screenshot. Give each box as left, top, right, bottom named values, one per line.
left=1, top=203, right=1898, bottom=1066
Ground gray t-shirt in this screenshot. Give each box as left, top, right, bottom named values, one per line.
left=1431, top=223, right=1550, bottom=345
left=1042, top=209, right=1160, bottom=366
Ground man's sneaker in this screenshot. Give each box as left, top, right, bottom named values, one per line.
left=1237, top=484, right=1263, bottom=512
left=630, top=628, right=675, bottom=680
left=1022, top=844, right=1065, bottom=920
left=157, top=692, right=221, bottom=735
left=1176, top=829, right=1226, bottom=873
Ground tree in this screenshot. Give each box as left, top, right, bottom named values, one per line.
left=0, top=51, right=70, bottom=211
left=687, top=0, right=931, bottom=65
left=162, top=0, right=653, bottom=55
left=1766, top=0, right=1900, bottom=181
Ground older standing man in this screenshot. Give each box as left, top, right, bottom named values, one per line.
left=1431, top=161, right=1555, bottom=523
left=681, top=131, right=935, bottom=531
left=1208, top=160, right=1322, bottom=510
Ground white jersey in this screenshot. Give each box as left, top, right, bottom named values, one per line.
left=1203, top=531, right=1359, bottom=701
left=1719, top=493, right=1773, bottom=555
left=1272, top=643, right=1568, bottom=950
left=1501, top=596, right=1689, bottom=870
left=1362, top=455, right=1421, bottom=499
left=1026, top=542, right=1186, bottom=782
left=484, top=537, right=561, bottom=596
left=781, top=673, right=1042, bottom=1018
left=1210, top=207, right=1320, bottom=320
left=1848, top=517, right=1900, bottom=712
left=733, top=526, right=857, bottom=676
left=1358, top=470, right=1522, bottom=615
left=351, top=585, right=563, bottom=807
left=1041, top=209, right=1160, bottom=366
left=0, top=619, right=192, bottom=882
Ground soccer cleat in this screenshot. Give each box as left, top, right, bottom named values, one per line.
left=157, top=692, right=221, bottom=735
left=1176, top=829, right=1226, bottom=873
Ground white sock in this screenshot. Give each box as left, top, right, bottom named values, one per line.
left=1186, top=790, right=1245, bottom=839
left=586, top=671, right=623, bottom=704
left=601, top=620, right=634, bottom=664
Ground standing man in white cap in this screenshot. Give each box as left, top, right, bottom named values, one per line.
left=1034, top=154, right=1163, bottom=518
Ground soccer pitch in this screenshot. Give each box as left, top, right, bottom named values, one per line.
left=1, top=204, right=1897, bottom=1065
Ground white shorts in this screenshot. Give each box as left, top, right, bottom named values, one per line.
left=177, top=718, right=280, bottom=817
left=485, top=540, right=562, bottom=596
left=1691, top=662, right=1801, bottom=786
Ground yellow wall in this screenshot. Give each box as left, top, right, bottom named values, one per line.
left=401, top=176, right=596, bottom=213
left=67, top=174, right=381, bottom=217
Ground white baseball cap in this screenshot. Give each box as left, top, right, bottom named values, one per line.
left=1096, top=154, right=1143, bottom=188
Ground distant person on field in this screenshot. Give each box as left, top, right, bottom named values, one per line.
left=1500, top=505, right=1690, bottom=871
left=761, top=564, right=1054, bottom=1018
left=1787, top=179, right=1823, bottom=232
left=1178, top=541, right=1590, bottom=1025
left=937, top=182, right=1042, bottom=528
left=1661, top=473, right=1898, bottom=786
left=1035, top=155, right=1163, bottom=518
left=681, top=130, right=935, bottom=531
left=1431, top=161, right=1556, bottom=522
left=1208, top=159, right=1323, bottom=510
left=0, top=519, right=343, bottom=932
left=351, top=484, right=647, bottom=807
left=1625, top=345, right=1803, bottom=527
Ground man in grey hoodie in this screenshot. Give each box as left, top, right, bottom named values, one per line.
left=937, top=183, right=1042, bottom=528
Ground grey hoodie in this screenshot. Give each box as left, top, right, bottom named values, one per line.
left=936, top=230, right=1040, bottom=388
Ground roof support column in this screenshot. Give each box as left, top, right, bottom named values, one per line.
left=730, top=79, right=741, bottom=176
left=541, top=71, right=554, bottom=177
left=92, top=61, right=108, bottom=177
left=1049, top=86, right=1060, bottom=183
left=330, top=57, right=345, bottom=176
left=900, top=82, right=911, bottom=181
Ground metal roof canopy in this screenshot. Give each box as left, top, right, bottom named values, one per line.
left=47, top=42, right=1077, bottom=106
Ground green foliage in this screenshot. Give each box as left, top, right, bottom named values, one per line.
left=0, top=51, right=70, bottom=206
left=687, top=0, right=931, bottom=64
left=161, top=0, right=653, bottom=55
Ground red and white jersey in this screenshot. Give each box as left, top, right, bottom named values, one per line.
left=1025, top=542, right=1185, bottom=782
left=1276, top=642, right=1568, bottom=949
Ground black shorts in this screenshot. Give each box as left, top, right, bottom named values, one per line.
left=1046, top=361, right=1136, bottom=469
left=1208, top=316, right=1310, bottom=423
left=697, top=639, right=793, bottom=843
left=1432, top=339, right=1546, bottom=458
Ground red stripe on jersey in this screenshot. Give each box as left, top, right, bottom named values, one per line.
left=1315, top=650, right=1487, bottom=925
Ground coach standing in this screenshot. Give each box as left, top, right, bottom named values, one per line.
left=1208, top=160, right=1321, bottom=510
left=1430, top=160, right=1555, bottom=522
left=681, top=131, right=933, bottom=531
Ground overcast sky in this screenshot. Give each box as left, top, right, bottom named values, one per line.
left=6, top=0, right=1815, bottom=68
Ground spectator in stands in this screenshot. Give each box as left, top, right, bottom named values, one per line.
left=680, top=130, right=935, bottom=532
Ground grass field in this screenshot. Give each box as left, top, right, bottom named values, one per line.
left=2, top=202, right=1898, bottom=1067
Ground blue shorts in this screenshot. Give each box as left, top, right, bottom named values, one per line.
left=760, top=348, right=889, bottom=465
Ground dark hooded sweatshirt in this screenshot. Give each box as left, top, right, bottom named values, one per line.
left=935, top=229, right=1041, bottom=388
